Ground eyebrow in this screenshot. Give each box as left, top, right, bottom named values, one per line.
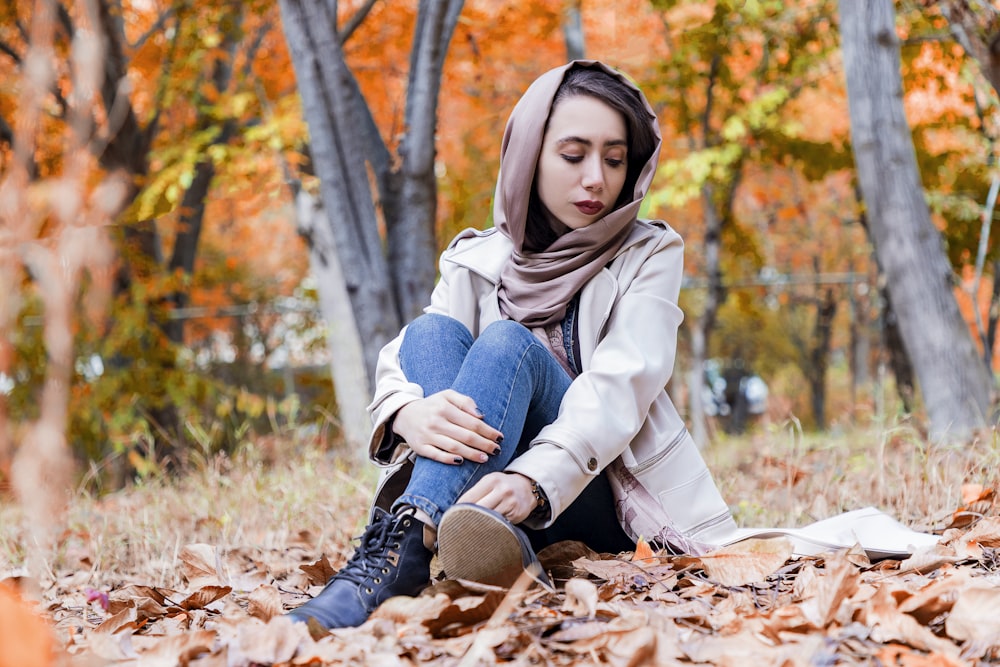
left=557, top=136, right=627, bottom=148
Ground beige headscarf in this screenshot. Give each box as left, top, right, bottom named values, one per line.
left=494, top=60, right=662, bottom=327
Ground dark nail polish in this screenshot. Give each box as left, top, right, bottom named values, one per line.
left=495, top=435, right=504, bottom=445
left=492, top=447, right=501, bottom=456
left=453, top=456, right=463, bottom=465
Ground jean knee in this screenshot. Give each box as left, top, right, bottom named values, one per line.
left=475, top=320, right=540, bottom=358
left=405, top=313, right=473, bottom=347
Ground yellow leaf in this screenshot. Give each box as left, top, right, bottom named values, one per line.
left=632, top=536, right=656, bottom=562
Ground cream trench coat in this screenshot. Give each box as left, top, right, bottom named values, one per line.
left=366, top=220, right=738, bottom=550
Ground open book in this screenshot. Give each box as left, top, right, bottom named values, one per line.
left=719, top=506, right=941, bottom=560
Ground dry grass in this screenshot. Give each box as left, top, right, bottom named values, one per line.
left=0, top=433, right=376, bottom=592
left=2, top=416, right=997, bottom=592
left=706, top=415, right=1000, bottom=534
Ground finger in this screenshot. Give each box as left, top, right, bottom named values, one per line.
left=456, top=476, right=498, bottom=505
left=442, top=389, right=485, bottom=418
left=410, top=438, right=473, bottom=465
left=442, top=391, right=504, bottom=442
left=423, top=423, right=495, bottom=463
left=432, top=409, right=502, bottom=458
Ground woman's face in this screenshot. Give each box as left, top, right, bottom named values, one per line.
left=536, top=94, right=629, bottom=231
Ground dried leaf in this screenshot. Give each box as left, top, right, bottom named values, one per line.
left=960, top=517, right=1000, bottom=553
left=698, top=537, right=794, bottom=586
left=299, top=555, right=336, bottom=587
left=861, top=585, right=959, bottom=657
left=180, top=544, right=225, bottom=588
left=944, top=584, right=1000, bottom=644
left=83, top=631, right=138, bottom=661
left=875, top=644, right=967, bottom=667
left=419, top=584, right=506, bottom=637
left=798, top=551, right=859, bottom=628
left=572, top=556, right=676, bottom=588
left=562, top=578, right=599, bottom=618
left=132, top=630, right=215, bottom=664
left=369, top=592, right=451, bottom=625
left=94, top=604, right=144, bottom=635
left=247, top=584, right=284, bottom=622
left=898, top=544, right=959, bottom=573
left=897, top=570, right=966, bottom=624
left=601, top=626, right=658, bottom=667
left=225, top=617, right=306, bottom=666
left=961, top=484, right=993, bottom=506
left=177, top=585, right=232, bottom=611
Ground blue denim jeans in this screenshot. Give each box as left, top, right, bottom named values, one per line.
left=393, top=313, right=633, bottom=554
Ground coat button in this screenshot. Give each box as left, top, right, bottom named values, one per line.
left=587, top=457, right=598, bottom=471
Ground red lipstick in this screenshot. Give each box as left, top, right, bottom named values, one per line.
left=574, top=200, right=604, bottom=215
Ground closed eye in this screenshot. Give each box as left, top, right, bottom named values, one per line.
left=561, top=154, right=584, bottom=163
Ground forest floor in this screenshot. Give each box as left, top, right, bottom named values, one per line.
left=3, top=416, right=1000, bottom=666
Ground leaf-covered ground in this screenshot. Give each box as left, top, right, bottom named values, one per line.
left=3, top=427, right=1000, bottom=666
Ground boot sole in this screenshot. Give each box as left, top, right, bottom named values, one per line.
left=437, top=504, right=535, bottom=588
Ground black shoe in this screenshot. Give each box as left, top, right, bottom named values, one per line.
left=287, top=505, right=432, bottom=629
left=437, top=503, right=550, bottom=588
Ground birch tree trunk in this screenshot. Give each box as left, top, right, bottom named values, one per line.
left=295, top=188, right=371, bottom=458
left=279, top=0, right=464, bottom=423
left=840, top=0, right=992, bottom=439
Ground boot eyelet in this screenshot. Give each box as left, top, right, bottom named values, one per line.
left=403, top=519, right=411, bottom=527
left=374, top=577, right=381, bottom=584
left=365, top=587, right=373, bottom=594
left=382, top=567, right=390, bottom=574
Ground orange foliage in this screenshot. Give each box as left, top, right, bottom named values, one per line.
left=0, top=585, right=54, bottom=667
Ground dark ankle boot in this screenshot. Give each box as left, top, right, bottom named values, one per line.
left=287, top=505, right=432, bottom=629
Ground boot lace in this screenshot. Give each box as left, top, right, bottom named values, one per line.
left=332, top=508, right=413, bottom=587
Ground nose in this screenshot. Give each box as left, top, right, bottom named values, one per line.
left=581, top=156, right=605, bottom=192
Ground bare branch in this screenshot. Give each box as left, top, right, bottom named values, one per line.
left=143, top=7, right=186, bottom=147
left=15, top=18, right=28, bottom=43
left=0, top=112, right=14, bottom=146
left=339, top=0, right=378, bottom=43
left=239, top=17, right=270, bottom=81
left=56, top=2, right=74, bottom=40
left=129, top=7, right=175, bottom=51
left=702, top=54, right=720, bottom=147
left=0, top=39, right=21, bottom=63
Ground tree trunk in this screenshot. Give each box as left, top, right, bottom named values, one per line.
left=562, top=0, right=585, bottom=61
left=389, top=0, right=464, bottom=324
left=808, top=288, right=837, bottom=430
left=987, top=258, right=1000, bottom=365
left=688, top=183, right=725, bottom=448
left=840, top=0, right=992, bottom=439
left=279, top=0, right=463, bottom=389
left=294, top=188, right=371, bottom=456
left=880, top=285, right=916, bottom=414
left=847, top=280, right=871, bottom=414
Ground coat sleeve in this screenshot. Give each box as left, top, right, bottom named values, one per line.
left=506, top=229, right=685, bottom=528
left=366, top=252, right=456, bottom=465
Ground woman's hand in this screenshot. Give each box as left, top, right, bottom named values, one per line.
left=392, top=389, right=503, bottom=465
left=457, top=472, right=538, bottom=525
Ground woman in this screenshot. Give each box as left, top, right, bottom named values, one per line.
left=288, top=60, right=737, bottom=630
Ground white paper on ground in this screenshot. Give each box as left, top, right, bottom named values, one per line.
left=717, top=507, right=941, bottom=559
